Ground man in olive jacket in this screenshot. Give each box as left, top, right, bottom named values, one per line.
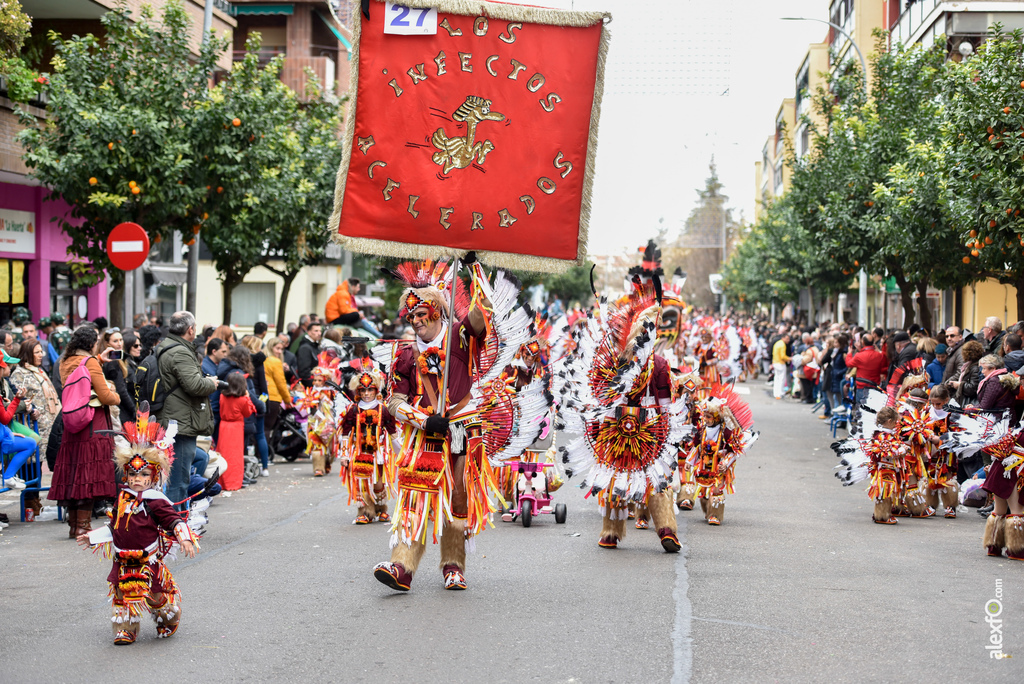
left=158, top=311, right=220, bottom=509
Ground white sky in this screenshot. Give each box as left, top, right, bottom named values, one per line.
left=541, top=0, right=828, bottom=256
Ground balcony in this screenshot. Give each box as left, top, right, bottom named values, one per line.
left=232, top=46, right=287, bottom=68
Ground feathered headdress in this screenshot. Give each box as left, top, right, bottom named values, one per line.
left=315, top=351, right=343, bottom=385
left=349, top=365, right=385, bottom=393
left=112, top=402, right=175, bottom=484
left=385, top=259, right=469, bottom=321
left=628, top=240, right=664, bottom=281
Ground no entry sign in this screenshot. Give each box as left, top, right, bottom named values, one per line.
left=106, top=222, right=150, bottom=271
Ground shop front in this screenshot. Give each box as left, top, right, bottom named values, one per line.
left=0, top=181, right=107, bottom=327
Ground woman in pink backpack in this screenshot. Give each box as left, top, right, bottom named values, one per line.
left=48, top=325, right=119, bottom=539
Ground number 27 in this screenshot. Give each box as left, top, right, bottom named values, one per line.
left=391, top=6, right=430, bottom=27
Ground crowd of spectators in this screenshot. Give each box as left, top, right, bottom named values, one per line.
left=0, top=291, right=399, bottom=532
left=764, top=314, right=1023, bottom=510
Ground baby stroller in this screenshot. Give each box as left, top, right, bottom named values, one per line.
left=271, top=405, right=307, bottom=462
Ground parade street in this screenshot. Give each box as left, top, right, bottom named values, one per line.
left=1, top=386, right=1019, bottom=684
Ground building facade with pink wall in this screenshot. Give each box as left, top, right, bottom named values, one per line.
left=0, top=180, right=106, bottom=326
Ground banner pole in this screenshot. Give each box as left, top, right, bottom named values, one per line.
left=437, top=256, right=461, bottom=415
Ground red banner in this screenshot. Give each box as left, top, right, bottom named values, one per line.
left=329, top=0, right=610, bottom=272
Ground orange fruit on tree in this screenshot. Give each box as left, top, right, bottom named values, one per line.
left=986, top=236, right=994, bottom=244
left=970, top=229, right=978, bottom=237
left=128, top=180, right=136, bottom=188
left=217, top=186, right=223, bottom=193
left=990, top=220, right=998, bottom=228
left=107, top=142, right=114, bottom=150
left=232, top=118, right=241, bottom=127
left=192, top=224, right=201, bottom=234
left=88, top=177, right=97, bottom=185
left=202, top=212, right=209, bottom=220
left=1005, top=107, right=1012, bottom=114
left=1008, top=208, right=1014, bottom=215
left=185, top=238, right=196, bottom=246
left=131, top=186, right=141, bottom=195
left=853, top=260, right=859, bottom=267
left=963, top=256, right=971, bottom=263
left=972, top=249, right=979, bottom=256
left=988, top=126, right=995, bottom=134
left=154, top=234, right=162, bottom=244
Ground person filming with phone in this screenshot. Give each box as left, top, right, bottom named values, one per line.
left=100, top=328, right=136, bottom=424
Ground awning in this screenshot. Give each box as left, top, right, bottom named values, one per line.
left=355, top=295, right=385, bottom=308
left=146, top=262, right=188, bottom=287
left=234, top=4, right=294, bottom=16
left=316, top=11, right=352, bottom=52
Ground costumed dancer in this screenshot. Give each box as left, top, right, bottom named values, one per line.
left=672, top=361, right=705, bottom=511
left=557, top=275, right=693, bottom=551
left=77, top=406, right=202, bottom=644
left=497, top=330, right=557, bottom=518
left=340, top=367, right=396, bottom=524
left=894, top=386, right=938, bottom=518
left=301, top=356, right=343, bottom=477
left=947, top=410, right=1024, bottom=560
left=684, top=389, right=757, bottom=525
left=922, top=385, right=958, bottom=518
left=834, top=394, right=907, bottom=525
left=372, top=256, right=540, bottom=591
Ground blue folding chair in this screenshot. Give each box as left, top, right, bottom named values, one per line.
left=13, top=417, right=61, bottom=522
left=829, top=378, right=854, bottom=438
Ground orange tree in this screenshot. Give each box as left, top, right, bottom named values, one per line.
left=943, top=25, right=1024, bottom=320
left=195, top=34, right=302, bottom=324
left=17, top=1, right=226, bottom=324
left=261, top=74, right=345, bottom=331
left=789, top=33, right=965, bottom=331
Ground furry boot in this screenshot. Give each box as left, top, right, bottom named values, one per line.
left=699, top=496, right=708, bottom=515
left=1004, top=514, right=1024, bottom=561
left=311, top=450, right=327, bottom=476
left=355, top=486, right=375, bottom=524
left=905, top=486, right=934, bottom=517
left=440, top=518, right=467, bottom=590
left=983, top=514, right=1005, bottom=556
left=677, top=482, right=696, bottom=510
left=374, top=540, right=425, bottom=591
left=873, top=498, right=896, bottom=524
left=923, top=488, right=939, bottom=510
left=706, top=495, right=725, bottom=525
left=634, top=502, right=650, bottom=529
left=599, top=504, right=627, bottom=548
left=111, top=601, right=140, bottom=645
left=439, top=518, right=467, bottom=572
left=648, top=491, right=680, bottom=552
left=149, top=593, right=181, bottom=638
left=939, top=484, right=959, bottom=518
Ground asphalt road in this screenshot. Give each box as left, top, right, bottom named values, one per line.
left=1, top=384, right=1020, bottom=683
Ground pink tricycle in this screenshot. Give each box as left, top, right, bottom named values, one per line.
left=500, top=461, right=567, bottom=527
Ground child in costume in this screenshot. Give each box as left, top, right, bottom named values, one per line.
left=922, top=385, right=958, bottom=518
left=895, top=387, right=939, bottom=518
left=340, top=367, right=396, bottom=524
left=219, top=373, right=255, bottom=491
left=685, top=392, right=757, bottom=526
left=864, top=406, right=907, bottom=525
left=304, top=366, right=339, bottom=477
left=78, top=408, right=199, bottom=645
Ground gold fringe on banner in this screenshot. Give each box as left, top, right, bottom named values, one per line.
left=327, top=0, right=611, bottom=274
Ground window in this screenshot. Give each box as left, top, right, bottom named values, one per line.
left=231, top=283, right=276, bottom=326
left=50, top=263, right=87, bottom=327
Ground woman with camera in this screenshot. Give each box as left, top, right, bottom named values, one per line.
left=99, top=328, right=136, bottom=425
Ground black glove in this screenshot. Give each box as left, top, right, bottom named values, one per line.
left=423, top=414, right=450, bottom=435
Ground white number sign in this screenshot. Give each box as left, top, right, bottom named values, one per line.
left=383, top=3, right=437, bottom=35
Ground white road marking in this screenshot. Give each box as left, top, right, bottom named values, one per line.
left=672, top=514, right=692, bottom=684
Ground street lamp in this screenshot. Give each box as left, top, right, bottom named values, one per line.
left=781, top=16, right=870, bottom=328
